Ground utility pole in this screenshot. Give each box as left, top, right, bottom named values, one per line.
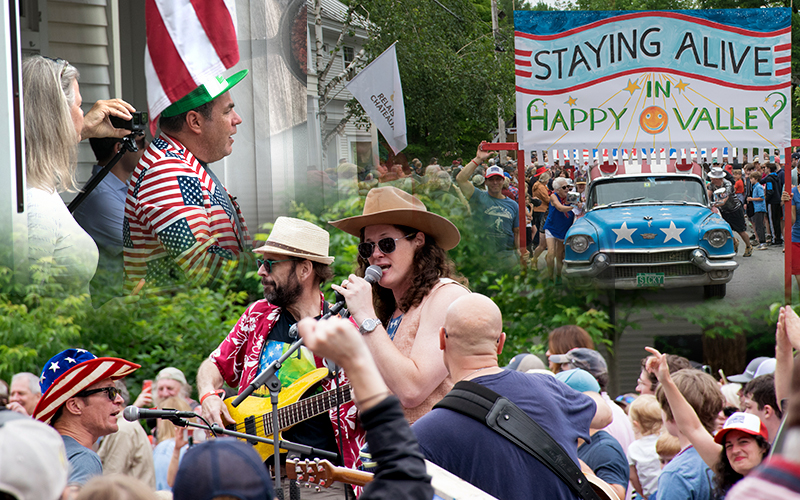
left=491, top=0, right=506, bottom=165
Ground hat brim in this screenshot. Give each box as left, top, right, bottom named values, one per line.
left=726, top=373, right=752, bottom=383
left=713, top=424, right=766, bottom=445
left=485, top=173, right=504, bottom=179
left=33, top=357, right=140, bottom=425
left=329, top=209, right=461, bottom=251
left=161, top=69, right=248, bottom=118
left=253, top=242, right=335, bottom=265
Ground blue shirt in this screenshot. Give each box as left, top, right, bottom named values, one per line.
left=153, top=438, right=188, bottom=491
left=752, top=183, right=766, bottom=213
left=655, top=445, right=713, bottom=500
left=469, top=188, right=520, bottom=252
left=578, top=430, right=630, bottom=491
left=793, top=187, right=800, bottom=243
left=62, top=435, right=103, bottom=486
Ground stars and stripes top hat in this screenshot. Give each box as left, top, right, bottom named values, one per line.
left=33, top=349, right=140, bottom=425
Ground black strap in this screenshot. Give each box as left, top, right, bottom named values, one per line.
left=434, top=380, right=601, bottom=500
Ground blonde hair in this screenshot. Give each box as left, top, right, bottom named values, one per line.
left=156, top=396, right=192, bottom=444
left=77, top=475, right=158, bottom=500
left=720, top=383, right=741, bottom=409
left=628, top=394, right=662, bottom=436
left=22, top=56, right=80, bottom=192
left=655, top=431, right=681, bottom=458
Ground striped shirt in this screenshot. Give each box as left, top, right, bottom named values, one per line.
left=123, top=134, right=251, bottom=292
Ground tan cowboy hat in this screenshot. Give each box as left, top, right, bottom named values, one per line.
left=254, top=217, right=334, bottom=265
left=329, top=186, right=460, bottom=250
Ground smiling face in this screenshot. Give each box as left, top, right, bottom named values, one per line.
left=362, top=225, right=422, bottom=299
left=485, top=175, right=505, bottom=197
left=639, top=106, right=668, bottom=134
left=10, top=377, right=41, bottom=415
left=724, top=430, right=763, bottom=476
left=156, top=378, right=183, bottom=404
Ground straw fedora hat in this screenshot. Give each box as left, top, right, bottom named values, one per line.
left=329, top=186, right=460, bottom=250
left=254, top=217, right=334, bottom=265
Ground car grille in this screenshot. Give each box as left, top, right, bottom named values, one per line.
left=607, top=250, right=693, bottom=264
left=598, top=263, right=704, bottom=280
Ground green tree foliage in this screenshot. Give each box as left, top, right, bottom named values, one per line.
left=348, top=0, right=516, bottom=160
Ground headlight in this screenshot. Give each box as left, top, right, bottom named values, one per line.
left=567, top=234, right=592, bottom=253
left=704, top=229, right=728, bottom=248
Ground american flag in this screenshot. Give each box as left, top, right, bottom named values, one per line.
left=145, top=0, right=239, bottom=134
left=123, top=134, right=250, bottom=292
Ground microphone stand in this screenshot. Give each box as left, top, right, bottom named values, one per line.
left=68, top=132, right=142, bottom=213
left=230, top=295, right=348, bottom=497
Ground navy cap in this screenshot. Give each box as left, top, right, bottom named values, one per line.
left=173, top=439, right=274, bottom=500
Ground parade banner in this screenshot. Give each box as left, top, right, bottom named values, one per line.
left=514, top=9, right=791, bottom=153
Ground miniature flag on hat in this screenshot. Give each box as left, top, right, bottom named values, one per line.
left=144, top=0, right=240, bottom=134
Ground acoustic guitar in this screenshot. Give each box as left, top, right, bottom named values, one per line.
left=286, top=458, right=620, bottom=500
left=224, top=368, right=351, bottom=462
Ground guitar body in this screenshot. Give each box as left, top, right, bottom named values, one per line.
left=225, top=367, right=329, bottom=462
left=586, top=473, right=621, bottom=500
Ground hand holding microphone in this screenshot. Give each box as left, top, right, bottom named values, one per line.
left=331, top=265, right=382, bottom=323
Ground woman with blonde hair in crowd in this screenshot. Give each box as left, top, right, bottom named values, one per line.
left=152, top=397, right=199, bottom=491
left=22, top=55, right=134, bottom=295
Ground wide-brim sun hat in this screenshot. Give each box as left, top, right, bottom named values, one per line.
left=713, top=411, right=769, bottom=445
left=161, top=69, right=248, bottom=117
left=33, top=348, right=139, bottom=425
left=254, top=216, right=334, bottom=265
left=708, top=167, right=726, bottom=179
left=329, top=186, right=461, bottom=251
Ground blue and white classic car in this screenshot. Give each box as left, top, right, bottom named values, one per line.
left=563, top=173, right=738, bottom=298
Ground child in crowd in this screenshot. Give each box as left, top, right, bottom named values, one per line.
left=628, top=395, right=663, bottom=500
left=733, top=169, right=745, bottom=205
left=656, top=432, right=681, bottom=468
left=747, top=171, right=768, bottom=249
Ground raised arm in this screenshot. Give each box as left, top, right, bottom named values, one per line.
left=645, top=347, right=722, bottom=469
left=776, top=306, right=800, bottom=407
left=455, top=142, right=492, bottom=200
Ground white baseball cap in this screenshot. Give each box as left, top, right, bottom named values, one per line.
left=0, top=418, right=68, bottom=500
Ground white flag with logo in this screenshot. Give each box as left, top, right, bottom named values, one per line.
left=346, top=43, right=407, bottom=153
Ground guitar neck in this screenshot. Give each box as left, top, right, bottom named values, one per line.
left=264, top=383, right=352, bottom=435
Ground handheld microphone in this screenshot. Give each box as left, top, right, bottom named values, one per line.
left=363, top=265, right=383, bottom=284
left=123, top=406, right=197, bottom=422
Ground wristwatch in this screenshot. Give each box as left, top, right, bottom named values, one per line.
left=358, top=318, right=381, bottom=335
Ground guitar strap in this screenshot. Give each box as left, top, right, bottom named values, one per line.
left=433, top=380, right=602, bottom=500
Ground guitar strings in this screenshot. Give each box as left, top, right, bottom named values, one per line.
left=232, top=384, right=352, bottom=434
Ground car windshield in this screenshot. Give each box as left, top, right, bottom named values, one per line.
left=589, top=176, right=708, bottom=209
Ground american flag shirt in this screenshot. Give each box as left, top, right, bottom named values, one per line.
left=123, top=134, right=251, bottom=292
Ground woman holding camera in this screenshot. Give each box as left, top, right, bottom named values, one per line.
left=23, top=55, right=134, bottom=295
left=543, top=177, right=575, bottom=281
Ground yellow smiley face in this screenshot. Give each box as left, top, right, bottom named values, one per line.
left=639, top=106, right=668, bottom=134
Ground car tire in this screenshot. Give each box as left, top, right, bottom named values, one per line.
left=703, top=284, right=726, bottom=299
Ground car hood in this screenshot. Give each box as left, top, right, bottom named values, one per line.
left=577, top=204, right=721, bottom=248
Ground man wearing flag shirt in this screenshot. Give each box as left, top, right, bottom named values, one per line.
left=33, top=348, right=140, bottom=489
left=123, top=71, right=253, bottom=292
left=456, top=141, right=522, bottom=265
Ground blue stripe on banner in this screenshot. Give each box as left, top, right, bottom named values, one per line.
left=514, top=8, right=790, bottom=36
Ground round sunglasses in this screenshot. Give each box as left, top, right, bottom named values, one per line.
left=358, top=233, right=417, bottom=260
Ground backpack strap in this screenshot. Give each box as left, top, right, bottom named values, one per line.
left=434, top=380, right=601, bottom=500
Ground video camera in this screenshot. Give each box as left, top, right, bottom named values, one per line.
left=111, top=111, right=148, bottom=132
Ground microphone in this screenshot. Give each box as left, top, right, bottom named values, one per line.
left=287, top=266, right=382, bottom=339
left=123, top=406, right=197, bottom=422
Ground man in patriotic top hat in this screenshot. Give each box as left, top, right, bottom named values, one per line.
left=123, top=70, right=254, bottom=293
left=33, top=348, right=139, bottom=488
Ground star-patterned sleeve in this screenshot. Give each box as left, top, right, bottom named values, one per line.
left=124, top=135, right=249, bottom=290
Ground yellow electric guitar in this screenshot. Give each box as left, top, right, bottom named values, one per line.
left=224, top=368, right=351, bottom=462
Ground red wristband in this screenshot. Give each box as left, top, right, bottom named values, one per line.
left=200, top=390, right=225, bottom=404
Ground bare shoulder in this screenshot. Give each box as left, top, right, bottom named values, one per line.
left=422, top=280, right=470, bottom=313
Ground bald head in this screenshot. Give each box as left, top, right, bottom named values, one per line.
left=443, top=294, right=503, bottom=356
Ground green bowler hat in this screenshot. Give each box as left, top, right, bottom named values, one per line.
left=161, top=69, right=248, bottom=118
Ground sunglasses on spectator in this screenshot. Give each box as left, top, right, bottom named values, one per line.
left=358, top=233, right=417, bottom=260
left=42, top=56, right=69, bottom=78
left=256, top=258, right=300, bottom=273
left=75, top=386, right=121, bottom=401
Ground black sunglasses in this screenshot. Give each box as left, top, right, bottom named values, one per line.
left=75, top=386, right=121, bottom=401
left=358, top=233, right=417, bottom=260
left=256, top=258, right=300, bottom=273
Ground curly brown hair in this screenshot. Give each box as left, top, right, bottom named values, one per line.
left=356, top=225, right=468, bottom=324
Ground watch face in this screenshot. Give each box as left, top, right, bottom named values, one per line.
left=361, top=318, right=379, bottom=333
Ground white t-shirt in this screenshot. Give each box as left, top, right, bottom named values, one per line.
left=27, top=186, right=98, bottom=295
left=628, top=433, right=661, bottom=498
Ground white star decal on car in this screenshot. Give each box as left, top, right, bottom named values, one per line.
left=612, top=222, right=636, bottom=243
left=661, top=221, right=685, bottom=243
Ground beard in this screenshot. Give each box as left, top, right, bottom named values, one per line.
left=263, top=268, right=302, bottom=309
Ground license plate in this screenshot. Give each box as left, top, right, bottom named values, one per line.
left=637, top=272, right=665, bottom=287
